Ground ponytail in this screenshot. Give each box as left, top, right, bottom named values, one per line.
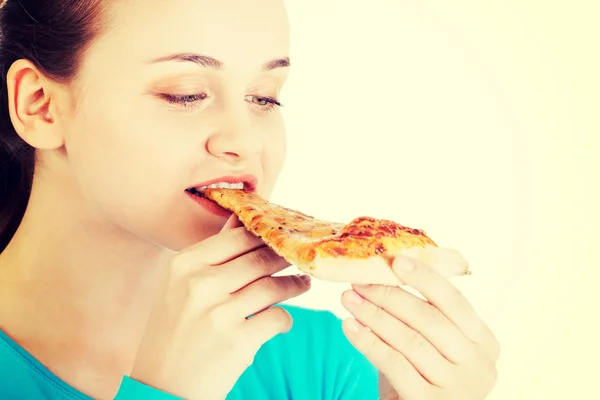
left=0, top=119, right=33, bottom=252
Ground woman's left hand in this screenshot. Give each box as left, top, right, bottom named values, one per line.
left=341, top=256, right=500, bottom=400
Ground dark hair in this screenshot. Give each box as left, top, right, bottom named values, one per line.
left=0, top=0, right=106, bottom=252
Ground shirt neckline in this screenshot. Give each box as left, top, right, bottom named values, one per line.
left=0, top=328, right=93, bottom=399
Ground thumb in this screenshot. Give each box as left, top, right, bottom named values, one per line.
left=220, top=213, right=243, bottom=232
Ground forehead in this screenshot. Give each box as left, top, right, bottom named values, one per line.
left=97, top=0, right=290, bottom=70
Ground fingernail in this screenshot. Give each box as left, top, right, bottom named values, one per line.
left=345, top=290, right=364, bottom=306
left=394, top=256, right=415, bottom=272
left=299, top=274, right=312, bottom=286
left=344, top=318, right=362, bottom=333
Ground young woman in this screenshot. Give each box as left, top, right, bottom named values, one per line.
left=0, top=0, right=500, bottom=399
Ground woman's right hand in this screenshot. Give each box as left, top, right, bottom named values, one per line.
left=130, top=215, right=311, bottom=400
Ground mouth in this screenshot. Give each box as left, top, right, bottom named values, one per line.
left=186, top=182, right=246, bottom=197
left=185, top=175, right=257, bottom=197
left=185, top=175, right=257, bottom=216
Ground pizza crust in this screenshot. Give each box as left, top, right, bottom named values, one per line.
left=302, top=245, right=471, bottom=285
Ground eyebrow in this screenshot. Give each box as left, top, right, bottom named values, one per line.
left=149, top=53, right=290, bottom=71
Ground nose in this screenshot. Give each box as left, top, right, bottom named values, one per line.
left=206, top=116, right=262, bottom=165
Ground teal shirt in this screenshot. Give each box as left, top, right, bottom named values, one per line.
left=0, top=305, right=378, bottom=399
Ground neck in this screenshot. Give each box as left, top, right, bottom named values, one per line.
left=0, top=174, right=175, bottom=393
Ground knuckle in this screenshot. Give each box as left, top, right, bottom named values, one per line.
left=185, top=280, right=214, bottom=312
left=193, top=274, right=221, bottom=300
left=368, top=303, right=385, bottom=321
left=487, top=364, right=499, bottom=387
left=470, top=359, right=498, bottom=392
left=492, top=339, right=501, bottom=360
left=426, top=303, right=448, bottom=325
left=169, top=251, right=209, bottom=283
left=485, top=364, right=498, bottom=387
left=247, top=279, right=277, bottom=307
left=258, top=276, right=279, bottom=293
left=285, top=276, right=309, bottom=297
left=249, top=249, right=274, bottom=275
left=479, top=334, right=502, bottom=363
left=381, top=285, right=395, bottom=302
left=384, top=348, right=404, bottom=370
left=287, top=275, right=307, bottom=291
left=261, top=276, right=302, bottom=299
left=363, top=331, right=380, bottom=358
left=406, top=329, right=427, bottom=351
left=206, top=303, right=234, bottom=330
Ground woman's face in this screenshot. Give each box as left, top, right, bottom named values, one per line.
left=56, top=0, right=290, bottom=250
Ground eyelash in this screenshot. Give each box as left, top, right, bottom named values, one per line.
left=159, top=93, right=283, bottom=113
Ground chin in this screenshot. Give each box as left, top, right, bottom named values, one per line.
left=133, top=213, right=228, bottom=252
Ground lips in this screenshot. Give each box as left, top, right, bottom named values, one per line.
left=186, top=174, right=258, bottom=195
left=186, top=174, right=258, bottom=217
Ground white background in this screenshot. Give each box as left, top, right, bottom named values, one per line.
left=276, top=1, right=599, bottom=399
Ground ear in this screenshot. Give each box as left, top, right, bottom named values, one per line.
left=6, top=59, right=65, bottom=150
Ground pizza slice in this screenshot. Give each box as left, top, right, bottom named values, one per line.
left=202, top=189, right=471, bottom=286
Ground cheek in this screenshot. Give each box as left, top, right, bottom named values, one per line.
left=64, top=99, right=183, bottom=226
left=262, top=120, right=287, bottom=195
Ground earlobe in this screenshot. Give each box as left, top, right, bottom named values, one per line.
left=6, top=59, right=65, bottom=150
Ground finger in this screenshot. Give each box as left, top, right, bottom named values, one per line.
left=342, top=290, right=453, bottom=387
left=393, top=256, right=500, bottom=359
left=229, top=274, right=311, bottom=318
left=173, top=226, right=264, bottom=268
left=221, top=246, right=293, bottom=293
left=220, top=213, right=244, bottom=232
left=242, top=306, right=294, bottom=350
left=341, top=318, right=434, bottom=400
left=352, top=284, right=473, bottom=364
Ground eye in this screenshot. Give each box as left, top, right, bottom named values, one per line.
left=244, top=95, right=283, bottom=113
left=159, top=93, right=208, bottom=109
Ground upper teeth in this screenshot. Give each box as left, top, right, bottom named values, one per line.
left=196, top=182, right=245, bottom=191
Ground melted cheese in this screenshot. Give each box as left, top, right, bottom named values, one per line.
left=202, top=189, right=434, bottom=265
